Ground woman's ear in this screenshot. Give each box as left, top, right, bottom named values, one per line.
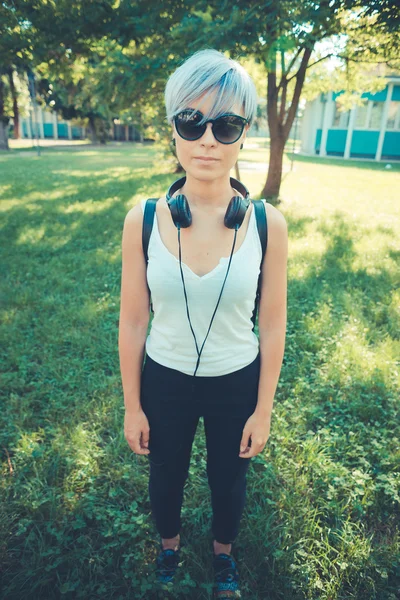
left=242, top=123, right=250, bottom=143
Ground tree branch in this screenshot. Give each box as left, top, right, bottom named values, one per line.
left=336, top=53, right=399, bottom=64
left=306, top=53, right=334, bottom=71
left=283, top=46, right=312, bottom=139
left=278, top=81, right=287, bottom=124
left=266, top=49, right=280, bottom=137
left=281, top=47, right=303, bottom=81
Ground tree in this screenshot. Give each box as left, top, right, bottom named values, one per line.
left=0, top=2, right=34, bottom=149
left=141, top=0, right=400, bottom=200
left=0, top=0, right=116, bottom=150
left=8, top=1, right=189, bottom=147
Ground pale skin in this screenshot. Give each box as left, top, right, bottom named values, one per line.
left=119, top=89, right=288, bottom=556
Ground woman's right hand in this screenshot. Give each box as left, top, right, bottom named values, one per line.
left=124, top=408, right=151, bottom=455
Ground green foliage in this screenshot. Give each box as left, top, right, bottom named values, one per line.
left=0, top=142, right=399, bottom=598
left=2, top=0, right=399, bottom=189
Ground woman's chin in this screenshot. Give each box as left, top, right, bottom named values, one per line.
left=184, top=165, right=229, bottom=180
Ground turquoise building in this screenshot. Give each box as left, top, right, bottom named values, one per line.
left=300, top=76, right=400, bottom=161
left=19, top=105, right=86, bottom=140
left=18, top=106, right=142, bottom=142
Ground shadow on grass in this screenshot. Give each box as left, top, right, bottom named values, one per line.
left=1, top=145, right=399, bottom=600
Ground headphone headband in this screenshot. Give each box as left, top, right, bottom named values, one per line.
left=166, top=176, right=250, bottom=202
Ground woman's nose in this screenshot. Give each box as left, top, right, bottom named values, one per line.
left=200, top=122, right=216, bottom=143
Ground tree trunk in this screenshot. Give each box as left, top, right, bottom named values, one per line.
left=261, top=133, right=285, bottom=200
left=98, top=119, right=107, bottom=144
left=7, top=68, right=19, bottom=139
left=88, top=115, right=98, bottom=144
left=0, top=119, right=10, bottom=150
left=0, top=74, right=9, bottom=150
left=262, top=45, right=313, bottom=201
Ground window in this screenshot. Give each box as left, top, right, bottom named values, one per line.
left=332, top=102, right=341, bottom=127
left=355, top=103, right=368, bottom=128
left=386, top=101, right=400, bottom=129
left=319, top=101, right=326, bottom=129
left=368, top=101, right=384, bottom=129
left=332, top=103, right=350, bottom=128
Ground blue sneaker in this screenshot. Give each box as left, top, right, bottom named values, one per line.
left=212, top=552, right=242, bottom=599
left=155, top=541, right=182, bottom=586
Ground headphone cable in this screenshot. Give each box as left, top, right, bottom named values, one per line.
left=177, top=223, right=239, bottom=377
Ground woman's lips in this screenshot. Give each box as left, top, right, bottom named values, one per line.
left=194, top=157, right=219, bottom=163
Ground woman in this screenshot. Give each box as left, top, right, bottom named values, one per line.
left=119, top=48, right=288, bottom=598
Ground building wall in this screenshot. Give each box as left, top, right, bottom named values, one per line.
left=21, top=107, right=146, bottom=142
left=301, top=79, right=400, bottom=161
left=301, top=98, right=324, bottom=154
left=19, top=105, right=86, bottom=140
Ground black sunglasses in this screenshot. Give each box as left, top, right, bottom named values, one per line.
left=173, top=108, right=248, bottom=145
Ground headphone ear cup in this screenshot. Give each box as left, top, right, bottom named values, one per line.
left=224, top=196, right=250, bottom=229
left=167, top=194, right=192, bottom=228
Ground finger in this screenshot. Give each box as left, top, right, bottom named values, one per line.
left=135, top=445, right=150, bottom=455
left=141, top=431, right=150, bottom=448
left=138, top=434, right=150, bottom=453
left=240, top=440, right=249, bottom=453
left=239, top=448, right=257, bottom=458
left=126, top=438, right=150, bottom=455
left=240, top=434, right=252, bottom=453
left=239, top=446, right=251, bottom=457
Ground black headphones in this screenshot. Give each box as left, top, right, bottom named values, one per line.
left=165, top=176, right=251, bottom=377
left=166, top=175, right=251, bottom=230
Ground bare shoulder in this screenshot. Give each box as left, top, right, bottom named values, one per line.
left=122, top=197, right=166, bottom=248
left=262, top=201, right=288, bottom=247
left=263, top=201, right=287, bottom=231
left=122, top=200, right=148, bottom=247
left=124, top=201, right=143, bottom=228
left=121, top=204, right=146, bottom=262
left=259, top=200, right=288, bottom=269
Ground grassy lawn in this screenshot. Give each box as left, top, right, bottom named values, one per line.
left=1, top=140, right=399, bottom=599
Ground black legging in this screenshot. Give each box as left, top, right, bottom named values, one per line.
left=140, top=350, right=261, bottom=545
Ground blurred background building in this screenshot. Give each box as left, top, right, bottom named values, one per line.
left=301, top=75, right=400, bottom=161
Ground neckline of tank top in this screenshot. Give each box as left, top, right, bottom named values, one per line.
left=150, top=200, right=257, bottom=281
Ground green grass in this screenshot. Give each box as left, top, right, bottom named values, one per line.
left=1, top=139, right=399, bottom=599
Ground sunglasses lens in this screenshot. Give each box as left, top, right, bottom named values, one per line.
left=175, top=111, right=204, bottom=140
left=213, top=116, right=245, bottom=143
left=174, top=111, right=246, bottom=143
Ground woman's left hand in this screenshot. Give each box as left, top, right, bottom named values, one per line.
left=239, top=411, right=271, bottom=458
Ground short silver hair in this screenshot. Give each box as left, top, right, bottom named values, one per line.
left=164, top=48, right=258, bottom=128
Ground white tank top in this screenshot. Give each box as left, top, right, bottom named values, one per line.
left=141, top=197, right=265, bottom=376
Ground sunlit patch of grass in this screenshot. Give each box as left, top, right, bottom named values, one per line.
left=1, top=143, right=399, bottom=599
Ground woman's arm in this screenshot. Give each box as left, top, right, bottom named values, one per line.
left=119, top=203, right=151, bottom=414
left=255, top=204, right=288, bottom=420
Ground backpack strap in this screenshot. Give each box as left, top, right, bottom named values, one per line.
left=141, top=197, right=268, bottom=328
left=142, top=198, right=158, bottom=265
left=251, top=199, right=268, bottom=332
left=142, top=198, right=158, bottom=315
